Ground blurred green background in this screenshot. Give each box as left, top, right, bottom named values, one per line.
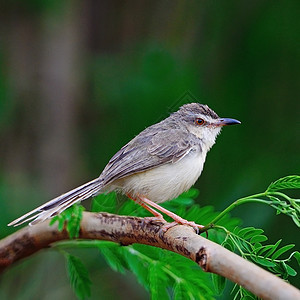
left=0, top=1, right=299, bottom=299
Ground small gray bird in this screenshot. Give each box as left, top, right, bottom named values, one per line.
left=8, top=103, right=240, bottom=229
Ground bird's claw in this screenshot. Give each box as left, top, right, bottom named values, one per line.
left=141, top=216, right=167, bottom=227
left=159, top=220, right=204, bottom=238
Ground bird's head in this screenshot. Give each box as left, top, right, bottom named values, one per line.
left=176, top=103, right=241, bottom=152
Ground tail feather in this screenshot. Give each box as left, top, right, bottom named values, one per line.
left=8, top=178, right=103, bottom=227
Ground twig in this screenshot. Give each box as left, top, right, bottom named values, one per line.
left=1, top=212, right=299, bottom=300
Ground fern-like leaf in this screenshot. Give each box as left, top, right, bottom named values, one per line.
left=267, top=175, right=300, bottom=192
left=91, top=192, right=117, bottom=213
left=211, top=273, right=226, bottom=295
left=50, top=203, right=84, bottom=238
left=220, top=225, right=298, bottom=286
left=65, top=253, right=91, bottom=300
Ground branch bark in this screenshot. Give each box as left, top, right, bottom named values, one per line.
left=1, top=212, right=299, bottom=300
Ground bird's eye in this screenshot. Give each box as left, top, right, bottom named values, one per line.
left=195, top=118, right=205, bottom=126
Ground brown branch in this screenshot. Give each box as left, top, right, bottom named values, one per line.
left=1, top=212, right=299, bottom=299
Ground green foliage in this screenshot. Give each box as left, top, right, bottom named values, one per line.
left=211, top=273, right=226, bottom=296
left=58, top=241, right=215, bottom=300
left=264, top=176, right=300, bottom=227
left=207, top=175, right=300, bottom=229
left=65, top=253, right=91, bottom=300
left=50, top=203, right=84, bottom=239
left=267, top=175, right=300, bottom=192
left=53, top=176, right=299, bottom=299
left=232, top=283, right=258, bottom=300
left=91, top=192, right=117, bottom=213
left=221, top=226, right=299, bottom=275
left=221, top=227, right=299, bottom=300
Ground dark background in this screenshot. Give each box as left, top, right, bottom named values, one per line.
left=0, top=1, right=299, bottom=299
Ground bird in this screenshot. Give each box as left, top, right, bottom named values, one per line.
left=8, top=103, right=240, bottom=229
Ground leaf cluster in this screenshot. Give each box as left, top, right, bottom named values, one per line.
left=56, top=239, right=216, bottom=300
left=211, top=175, right=300, bottom=299
left=100, top=242, right=215, bottom=300
left=64, top=252, right=92, bottom=300
left=50, top=203, right=84, bottom=239
left=50, top=176, right=300, bottom=299
left=219, top=226, right=300, bottom=299
left=265, top=176, right=300, bottom=227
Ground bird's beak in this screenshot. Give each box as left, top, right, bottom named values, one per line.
left=216, top=118, right=241, bottom=126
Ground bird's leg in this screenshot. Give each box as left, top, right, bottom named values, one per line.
left=139, top=196, right=204, bottom=233
left=126, top=194, right=167, bottom=223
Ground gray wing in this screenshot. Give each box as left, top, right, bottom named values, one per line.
left=99, top=127, right=200, bottom=186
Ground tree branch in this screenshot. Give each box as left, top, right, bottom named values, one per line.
left=1, top=212, right=299, bottom=299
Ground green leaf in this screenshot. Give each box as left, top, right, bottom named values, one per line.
left=286, top=264, right=297, bottom=276
left=267, top=175, right=300, bottom=192
left=148, top=263, right=169, bottom=300
left=222, top=239, right=235, bottom=252
left=123, top=247, right=150, bottom=288
left=254, top=242, right=263, bottom=250
left=178, top=188, right=199, bottom=199
left=91, top=192, right=117, bottom=213
left=233, top=286, right=257, bottom=300
left=291, top=215, right=300, bottom=227
left=211, top=273, right=226, bottom=295
left=66, top=204, right=84, bottom=239
left=243, top=294, right=257, bottom=300
left=264, top=239, right=282, bottom=258
left=49, top=215, right=64, bottom=231
left=250, top=235, right=268, bottom=244
left=119, top=199, right=147, bottom=216
left=253, top=257, right=276, bottom=268
left=239, top=240, right=252, bottom=253
left=49, top=204, right=84, bottom=238
left=65, top=254, right=91, bottom=300
left=167, top=189, right=198, bottom=208
left=280, top=262, right=289, bottom=277
left=271, top=244, right=295, bottom=260
left=148, top=263, right=159, bottom=300
left=293, top=251, right=300, bottom=266
left=174, top=282, right=184, bottom=300
left=173, top=281, right=198, bottom=300
left=256, top=245, right=274, bottom=256
left=99, top=246, right=126, bottom=274
left=237, top=227, right=255, bottom=238
left=243, top=229, right=264, bottom=240
left=168, top=197, right=194, bottom=207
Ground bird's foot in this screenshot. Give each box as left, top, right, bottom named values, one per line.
left=141, top=213, right=168, bottom=227
left=161, top=219, right=204, bottom=234
left=142, top=215, right=167, bottom=223
left=133, top=196, right=204, bottom=236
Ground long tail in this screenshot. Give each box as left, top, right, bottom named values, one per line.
left=8, top=178, right=104, bottom=227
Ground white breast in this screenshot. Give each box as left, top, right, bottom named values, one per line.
left=113, top=150, right=206, bottom=203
